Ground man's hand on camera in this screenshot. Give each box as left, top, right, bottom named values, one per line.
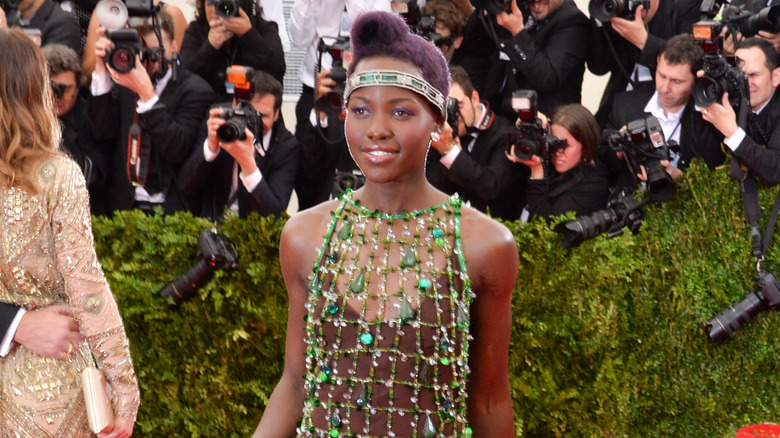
left=106, top=54, right=156, bottom=102
left=221, top=8, right=252, bottom=37
left=637, top=160, right=682, bottom=182
left=208, top=18, right=234, bottom=49
left=220, top=129, right=258, bottom=175
left=316, top=69, right=335, bottom=99
left=14, top=305, right=83, bottom=359
left=94, top=27, right=114, bottom=76
left=431, top=122, right=461, bottom=156
left=496, top=0, right=525, bottom=36
left=207, top=107, right=226, bottom=153
left=702, top=92, right=739, bottom=139
left=758, top=30, right=780, bottom=54
left=610, top=5, right=648, bottom=50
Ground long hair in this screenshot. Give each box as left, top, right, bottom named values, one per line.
left=550, top=104, right=600, bottom=163
left=0, top=28, right=62, bottom=194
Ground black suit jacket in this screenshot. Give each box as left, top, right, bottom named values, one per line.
left=494, top=0, right=591, bottom=117
left=693, top=87, right=780, bottom=186
left=89, top=66, right=215, bottom=215
left=9, top=0, right=81, bottom=55
left=180, top=18, right=285, bottom=102
left=526, top=161, right=611, bottom=219
left=179, top=119, right=301, bottom=220
left=426, top=110, right=529, bottom=221
left=587, top=0, right=701, bottom=126
left=603, top=87, right=725, bottom=188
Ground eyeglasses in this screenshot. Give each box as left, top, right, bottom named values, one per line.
left=52, top=82, right=77, bottom=99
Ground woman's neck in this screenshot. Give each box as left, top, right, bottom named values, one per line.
left=353, top=180, right=447, bottom=215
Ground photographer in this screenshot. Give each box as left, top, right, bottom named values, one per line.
left=427, top=65, right=528, bottom=221
left=178, top=70, right=301, bottom=219
left=4, top=0, right=80, bottom=54
left=488, top=0, right=591, bottom=117
left=603, top=34, right=726, bottom=190
left=179, top=0, right=285, bottom=102
left=89, top=11, right=216, bottom=215
left=587, top=0, right=701, bottom=126
left=42, top=43, right=110, bottom=214
left=507, top=103, right=610, bottom=219
left=421, top=0, right=468, bottom=63
left=697, top=38, right=780, bottom=186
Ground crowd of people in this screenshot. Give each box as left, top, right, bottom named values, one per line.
left=2, top=0, right=780, bottom=435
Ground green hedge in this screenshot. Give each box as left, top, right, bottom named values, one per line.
left=93, top=160, right=780, bottom=437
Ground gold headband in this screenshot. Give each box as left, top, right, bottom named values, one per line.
left=343, top=70, right=446, bottom=117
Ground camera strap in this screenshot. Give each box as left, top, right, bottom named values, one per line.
left=126, top=107, right=151, bottom=187
left=738, top=174, right=780, bottom=266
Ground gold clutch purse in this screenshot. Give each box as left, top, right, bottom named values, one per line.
left=81, top=367, right=114, bottom=434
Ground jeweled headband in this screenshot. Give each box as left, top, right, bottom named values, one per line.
left=343, top=70, right=446, bottom=118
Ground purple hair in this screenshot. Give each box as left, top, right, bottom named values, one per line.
left=346, top=11, right=450, bottom=105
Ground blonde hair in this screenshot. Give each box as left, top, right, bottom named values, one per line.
left=0, top=28, right=62, bottom=194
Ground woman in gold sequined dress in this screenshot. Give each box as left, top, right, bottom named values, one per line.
left=253, top=11, right=518, bottom=438
left=0, top=28, right=140, bottom=437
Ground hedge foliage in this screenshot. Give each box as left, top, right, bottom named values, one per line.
left=93, top=160, right=780, bottom=437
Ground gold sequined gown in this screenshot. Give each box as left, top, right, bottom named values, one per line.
left=0, top=156, right=140, bottom=437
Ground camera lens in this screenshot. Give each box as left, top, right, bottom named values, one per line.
left=589, top=0, right=623, bottom=22
left=706, top=291, right=766, bottom=343
left=217, top=119, right=247, bottom=142
left=109, top=48, right=135, bottom=73
left=692, top=76, right=724, bottom=108
left=215, top=0, right=239, bottom=18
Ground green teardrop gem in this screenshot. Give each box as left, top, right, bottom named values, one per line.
left=456, top=304, right=468, bottom=327
left=399, top=298, right=415, bottom=322
left=355, top=383, right=369, bottom=409
left=336, top=220, right=353, bottom=240
left=442, top=397, right=453, bottom=409
left=417, top=277, right=431, bottom=290
left=440, top=334, right=451, bottom=350
left=422, top=413, right=436, bottom=438
left=420, top=362, right=429, bottom=382
left=348, top=271, right=365, bottom=293
left=359, top=332, right=374, bottom=346
left=400, top=247, right=417, bottom=268
left=330, top=412, right=341, bottom=427
left=326, top=302, right=339, bottom=315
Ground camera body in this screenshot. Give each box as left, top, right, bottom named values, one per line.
left=705, top=269, right=780, bottom=343
left=607, top=115, right=678, bottom=202
left=719, top=5, right=780, bottom=38
left=106, top=28, right=160, bottom=73
left=446, top=97, right=459, bottom=137
left=555, top=190, right=644, bottom=248
left=211, top=0, right=240, bottom=18
left=216, top=66, right=262, bottom=143
left=505, top=90, right=566, bottom=161
left=315, top=37, right=352, bottom=116
left=588, top=0, right=649, bottom=22
left=159, top=230, right=239, bottom=303
left=691, top=21, right=749, bottom=112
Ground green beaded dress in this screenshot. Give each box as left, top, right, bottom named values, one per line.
left=299, top=191, right=474, bottom=438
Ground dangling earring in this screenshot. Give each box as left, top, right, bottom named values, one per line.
left=431, top=131, right=441, bottom=142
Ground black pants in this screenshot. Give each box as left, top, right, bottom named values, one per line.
left=294, top=85, right=314, bottom=141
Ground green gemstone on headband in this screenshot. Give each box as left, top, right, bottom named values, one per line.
left=418, top=277, right=431, bottom=290
left=344, top=70, right=446, bottom=117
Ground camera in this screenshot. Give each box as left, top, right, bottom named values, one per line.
left=607, top=115, right=678, bottom=202
left=505, top=90, right=567, bottom=161
left=333, top=169, right=366, bottom=196
left=210, top=0, right=240, bottom=18
left=396, top=0, right=446, bottom=46
left=1, top=0, right=19, bottom=12
left=719, top=5, right=780, bottom=38
left=51, top=81, right=67, bottom=98
left=159, top=230, right=239, bottom=304
left=446, top=97, right=459, bottom=136
left=216, top=66, right=262, bottom=143
left=315, top=37, right=352, bottom=116
left=705, top=270, right=780, bottom=343
left=106, top=28, right=161, bottom=73
left=555, top=190, right=645, bottom=248
left=480, top=0, right=512, bottom=15
left=588, top=0, right=649, bottom=22
left=691, top=21, right=749, bottom=112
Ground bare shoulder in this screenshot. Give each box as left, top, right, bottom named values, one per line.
left=280, top=200, right=341, bottom=270
left=458, top=206, right=518, bottom=294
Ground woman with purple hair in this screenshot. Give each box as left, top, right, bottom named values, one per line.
left=253, top=10, right=517, bottom=438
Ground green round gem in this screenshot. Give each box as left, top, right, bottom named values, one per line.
left=318, top=372, right=329, bottom=382
left=450, top=380, right=460, bottom=388
left=440, top=357, right=450, bottom=366
left=417, top=278, right=431, bottom=290
left=435, top=237, right=445, bottom=246
left=464, top=426, right=473, bottom=436
left=432, top=228, right=444, bottom=238
left=330, top=429, right=339, bottom=437
left=326, top=302, right=339, bottom=315
left=360, top=332, right=374, bottom=346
